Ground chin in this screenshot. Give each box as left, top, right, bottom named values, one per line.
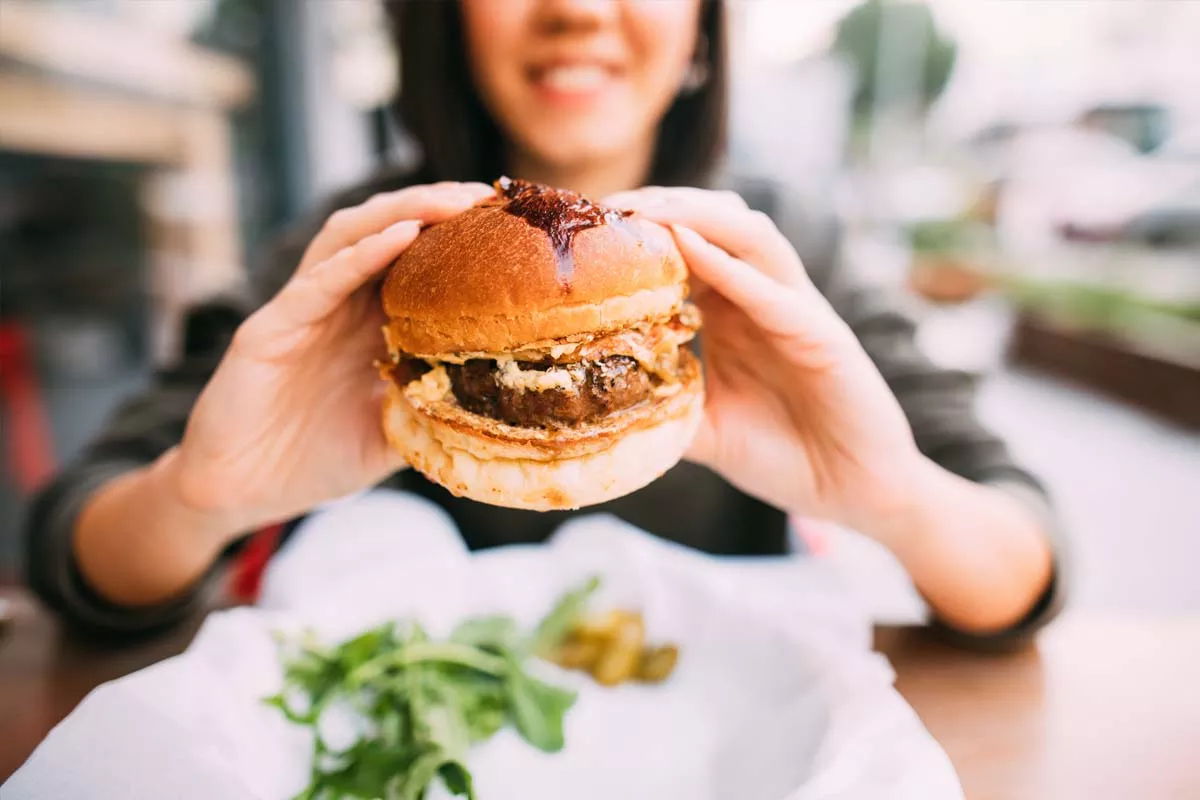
left=378, top=177, right=704, bottom=511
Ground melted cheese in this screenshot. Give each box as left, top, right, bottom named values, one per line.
left=653, top=381, right=683, bottom=398
left=576, top=318, right=696, bottom=382
left=430, top=340, right=585, bottom=365
left=495, top=361, right=581, bottom=393
left=406, top=365, right=452, bottom=404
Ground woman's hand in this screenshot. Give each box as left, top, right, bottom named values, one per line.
left=605, top=188, right=1055, bottom=633
left=604, top=187, right=926, bottom=535
left=172, top=182, right=495, bottom=537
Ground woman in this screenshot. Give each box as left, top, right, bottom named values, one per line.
left=25, top=0, right=1063, bottom=643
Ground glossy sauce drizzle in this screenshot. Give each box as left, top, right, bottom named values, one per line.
left=493, top=176, right=631, bottom=287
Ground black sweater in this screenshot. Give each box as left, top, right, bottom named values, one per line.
left=23, top=169, right=1068, bottom=644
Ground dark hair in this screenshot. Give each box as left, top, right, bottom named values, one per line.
left=383, top=1, right=728, bottom=188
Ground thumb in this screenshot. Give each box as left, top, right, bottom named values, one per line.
left=372, top=382, right=412, bottom=473
left=684, top=410, right=718, bottom=468
left=386, top=447, right=410, bottom=473
left=370, top=426, right=410, bottom=476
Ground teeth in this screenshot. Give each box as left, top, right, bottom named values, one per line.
left=540, top=65, right=608, bottom=92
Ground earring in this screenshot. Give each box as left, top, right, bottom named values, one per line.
left=681, top=34, right=710, bottom=94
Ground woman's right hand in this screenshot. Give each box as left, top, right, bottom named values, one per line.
left=169, top=182, right=495, bottom=539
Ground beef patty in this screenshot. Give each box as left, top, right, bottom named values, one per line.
left=445, top=355, right=653, bottom=428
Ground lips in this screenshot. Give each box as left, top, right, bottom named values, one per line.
left=529, top=61, right=622, bottom=101
left=537, top=64, right=612, bottom=92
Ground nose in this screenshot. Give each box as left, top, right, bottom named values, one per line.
left=533, top=0, right=619, bottom=33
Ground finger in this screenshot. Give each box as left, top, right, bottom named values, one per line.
left=386, top=447, right=410, bottom=472
left=674, top=225, right=856, bottom=355
left=269, top=219, right=422, bottom=330
left=369, top=382, right=412, bottom=472
left=671, top=225, right=824, bottom=338
left=599, top=188, right=647, bottom=209
left=614, top=194, right=804, bottom=287
left=684, top=411, right=718, bottom=467
left=604, top=186, right=747, bottom=212
left=301, top=182, right=494, bottom=271
left=686, top=272, right=718, bottom=304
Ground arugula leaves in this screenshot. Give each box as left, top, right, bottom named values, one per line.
left=529, top=576, right=601, bottom=657
left=506, top=664, right=577, bottom=753
left=266, top=578, right=600, bottom=800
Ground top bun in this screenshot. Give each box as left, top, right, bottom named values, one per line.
left=381, top=178, right=687, bottom=356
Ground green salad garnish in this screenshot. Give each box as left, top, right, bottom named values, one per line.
left=265, top=578, right=600, bottom=800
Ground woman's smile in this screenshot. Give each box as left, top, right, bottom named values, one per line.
left=527, top=59, right=626, bottom=107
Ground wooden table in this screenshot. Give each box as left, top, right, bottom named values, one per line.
left=876, top=617, right=1200, bottom=799
left=2, top=588, right=1199, bottom=798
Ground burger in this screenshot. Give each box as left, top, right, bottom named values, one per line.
left=378, top=178, right=703, bottom=510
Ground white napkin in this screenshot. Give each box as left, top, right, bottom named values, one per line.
left=5, top=490, right=962, bottom=800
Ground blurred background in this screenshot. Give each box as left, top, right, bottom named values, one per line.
left=1, top=0, right=1197, bottom=616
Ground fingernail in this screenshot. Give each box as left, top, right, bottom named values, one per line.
left=385, top=219, right=422, bottom=235
left=670, top=224, right=702, bottom=244
left=630, top=194, right=667, bottom=209
left=607, top=191, right=660, bottom=209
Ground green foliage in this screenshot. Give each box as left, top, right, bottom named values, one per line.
left=266, top=578, right=600, bottom=799
left=1004, top=278, right=1200, bottom=329
left=833, top=0, right=958, bottom=117
left=906, top=218, right=993, bottom=254
left=529, top=575, right=601, bottom=657
left=505, top=660, right=578, bottom=754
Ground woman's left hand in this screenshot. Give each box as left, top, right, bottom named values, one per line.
left=603, top=187, right=926, bottom=534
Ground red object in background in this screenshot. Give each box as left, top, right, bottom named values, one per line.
left=229, top=524, right=284, bottom=603
left=791, top=516, right=830, bottom=557
left=0, top=320, right=280, bottom=602
left=0, top=322, right=57, bottom=494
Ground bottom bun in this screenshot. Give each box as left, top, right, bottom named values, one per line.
left=383, top=381, right=703, bottom=510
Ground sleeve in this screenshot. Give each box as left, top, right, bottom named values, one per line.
left=826, top=278, right=1070, bottom=647
left=22, top=298, right=250, bottom=635
left=21, top=172, right=420, bottom=635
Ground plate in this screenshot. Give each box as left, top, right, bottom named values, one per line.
left=5, top=491, right=962, bottom=800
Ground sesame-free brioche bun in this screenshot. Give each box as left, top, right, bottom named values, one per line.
left=381, top=195, right=687, bottom=356
left=378, top=179, right=703, bottom=510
